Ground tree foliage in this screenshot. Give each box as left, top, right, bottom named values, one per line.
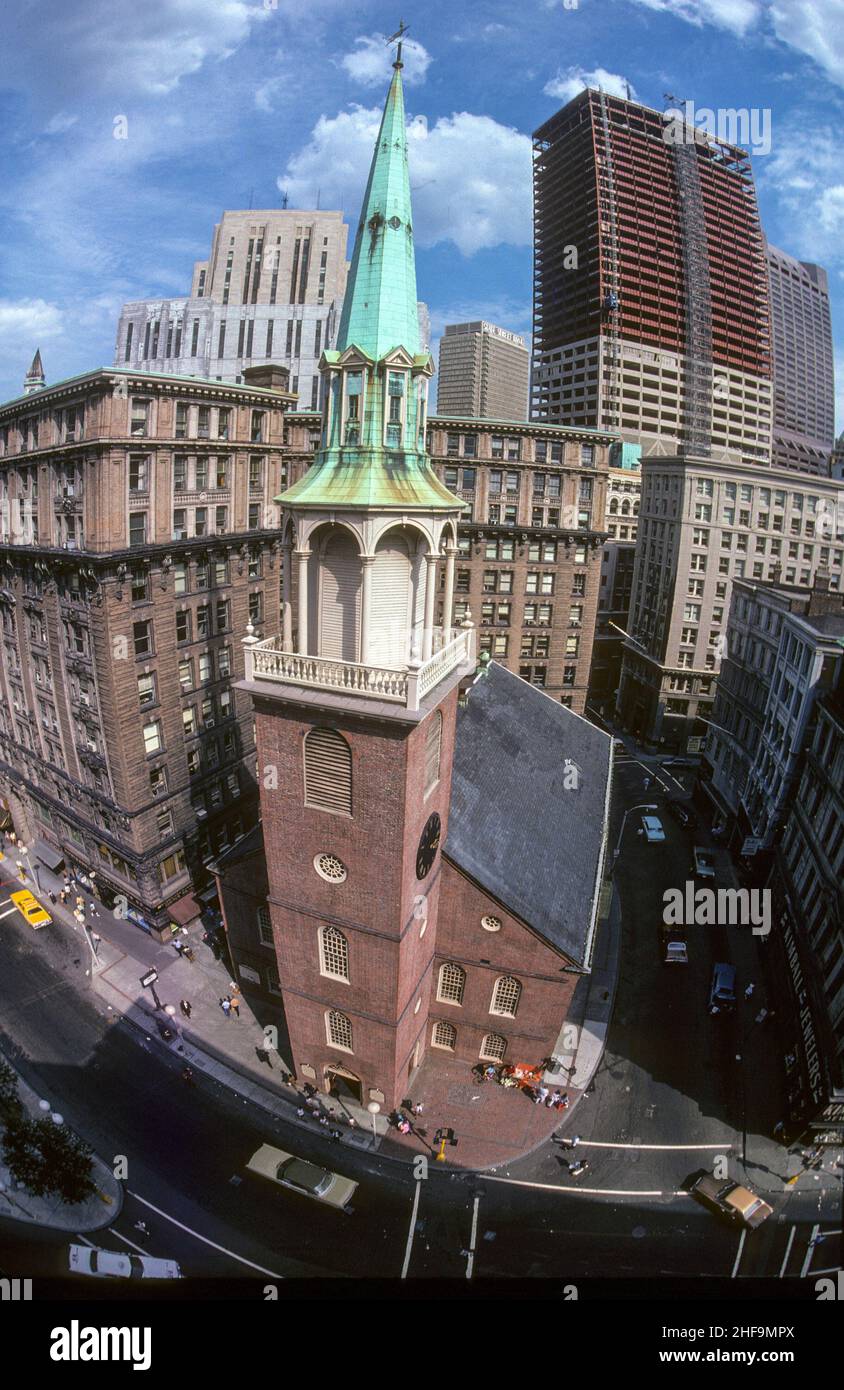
left=2, top=1115, right=96, bottom=1205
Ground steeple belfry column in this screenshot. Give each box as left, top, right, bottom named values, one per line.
left=443, top=544, right=457, bottom=633
left=295, top=548, right=310, bottom=655
left=422, top=552, right=439, bottom=661
left=360, top=554, right=376, bottom=665
left=282, top=543, right=293, bottom=649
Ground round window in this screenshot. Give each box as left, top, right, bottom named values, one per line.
left=314, top=853, right=347, bottom=884
left=481, top=915, right=502, bottom=933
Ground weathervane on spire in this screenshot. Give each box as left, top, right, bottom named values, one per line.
left=386, top=19, right=409, bottom=68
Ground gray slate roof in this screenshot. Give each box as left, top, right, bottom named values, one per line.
left=446, top=661, right=611, bottom=965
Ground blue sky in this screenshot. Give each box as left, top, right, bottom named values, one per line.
left=0, top=0, right=842, bottom=428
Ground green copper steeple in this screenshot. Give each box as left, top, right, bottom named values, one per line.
left=336, top=58, right=420, bottom=360
left=277, top=53, right=462, bottom=514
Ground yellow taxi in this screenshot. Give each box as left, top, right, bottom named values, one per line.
left=10, top=890, right=52, bottom=929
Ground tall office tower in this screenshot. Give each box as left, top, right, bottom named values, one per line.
left=237, top=56, right=611, bottom=1109
left=0, top=357, right=316, bottom=936
left=766, top=245, right=836, bottom=475
left=114, top=210, right=350, bottom=412
left=531, top=90, right=773, bottom=465
left=437, top=321, right=530, bottom=420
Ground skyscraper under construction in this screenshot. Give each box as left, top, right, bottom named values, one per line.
left=531, top=90, right=773, bottom=465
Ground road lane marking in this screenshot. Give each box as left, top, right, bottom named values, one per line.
left=731, top=1229, right=747, bottom=1278
left=633, top=759, right=672, bottom=794
left=778, top=1225, right=797, bottom=1278
left=560, top=1141, right=727, bottom=1151
left=127, top=1189, right=284, bottom=1280
left=465, top=1194, right=480, bottom=1280
left=401, top=1179, right=422, bottom=1279
left=0, top=907, right=20, bottom=919
left=481, top=1175, right=676, bottom=1196
left=801, top=1225, right=820, bottom=1278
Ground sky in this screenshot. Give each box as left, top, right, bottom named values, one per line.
left=0, top=0, right=842, bottom=430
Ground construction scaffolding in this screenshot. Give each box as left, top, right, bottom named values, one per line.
left=673, top=136, right=713, bottom=456
left=596, top=89, right=621, bottom=433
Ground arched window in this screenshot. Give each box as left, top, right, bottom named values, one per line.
left=424, top=710, right=442, bottom=798
left=609, top=498, right=619, bottom=515
left=432, top=1020, right=457, bottom=1051
left=480, top=1033, right=507, bottom=1062
left=326, top=1009, right=353, bottom=1051
left=319, top=925, right=349, bottom=981
left=304, top=727, right=352, bottom=815
left=621, top=499, right=631, bottom=516
left=490, top=975, right=521, bottom=1018
left=437, top=961, right=465, bottom=1006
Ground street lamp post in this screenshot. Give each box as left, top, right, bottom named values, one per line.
left=612, top=803, right=659, bottom=871
left=17, top=845, right=41, bottom=891
left=366, top=1101, right=380, bottom=1145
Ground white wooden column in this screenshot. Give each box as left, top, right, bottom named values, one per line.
left=295, top=549, right=310, bottom=655
left=422, top=553, right=438, bottom=662
left=442, top=545, right=457, bottom=636
left=360, top=555, right=375, bottom=666
left=281, top=543, right=293, bottom=649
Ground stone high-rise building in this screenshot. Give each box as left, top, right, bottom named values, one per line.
left=617, top=452, right=844, bottom=749
left=0, top=357, right=316, bottom=934
left=531, top=90, right=773, bottom=466
left=766, top=244, right=835, bottom=476
left=115, top=209, right=350, bottom=413
left=236, top=55, right=611, bottom=1110
left=437, top=321, right=529, bottom=421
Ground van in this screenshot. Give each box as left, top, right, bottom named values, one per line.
left=709, top=962, right=736, bottom=1012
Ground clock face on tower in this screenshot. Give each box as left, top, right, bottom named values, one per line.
left=416, top=812, right=441, bottom=880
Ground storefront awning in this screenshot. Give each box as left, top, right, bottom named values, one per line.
left=33, top=838, right=65, bottom=873
left=168, top=892, right=201, bottom=927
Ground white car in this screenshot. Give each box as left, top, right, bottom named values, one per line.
left=246, top=1143, right=358, bottom=1210
left=68, top=1244, right=182, bottom=1280
left=641, top=814, right=666, bottom=843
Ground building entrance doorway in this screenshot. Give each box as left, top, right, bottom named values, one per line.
left=325, top=1065, right=363, bottom=1105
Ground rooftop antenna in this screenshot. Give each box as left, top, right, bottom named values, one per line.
left=386, top=18, right=409, bottom=68
left=316, top=187, right=321, bottom=210
left=280, top=189, right=289, bottom=209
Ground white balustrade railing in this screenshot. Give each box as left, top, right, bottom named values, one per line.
left=246, top=627, right=473, bottom=710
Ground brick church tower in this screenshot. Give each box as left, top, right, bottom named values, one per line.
left=242, top=49, right=473, bottom=1110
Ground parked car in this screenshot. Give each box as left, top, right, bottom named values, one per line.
left=666, top=800, right=694, bottom=831
left=246, top=1144, right=358, bottom=1210
left=709, top=962, right=736, bottom=1012
left=641, top=815, right=666, bottom=843
left=68, top=1245, right=182, bottom=1279
left=9, top=890, right=51, bottom=929
left=689, top=1175, right=773, bottom=1229
left=693, top=846, right=716, bottom=878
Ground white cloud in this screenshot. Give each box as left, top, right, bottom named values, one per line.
left=760, top=122, right=844, bottom=262
left=626, top=0, right=762, bottom=33
left=280, top=106, right=532, bottom=256
left=769, top=1, right=844, bottom=86
left=340, top=33, right=432, bottom=88
left=0, top=0, right=268, bottom=101
left=0, top=299, right=64, bottom=339
left=42, top=112, right=79, bottom=136
left=544, top=67, right=637, bottom=103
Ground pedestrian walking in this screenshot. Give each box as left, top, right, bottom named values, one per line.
left=48, top=890, right=57, bottom=905
left=346, top=1115, right=357, bottom=1128
left=412, top=1103, right=424, bottom=1116
left=773, top=1120, right=785, bottom=1138
left=296, top=1107, right=306, bottom=1118
left=318, top=1115, right=329, bottom=1127
left=179, top=998, right=192, bottom=1019
left=219, top=996, right=232, bottom=1019
left=535, top=1085, right=549, bottom=1105
left=229, top=993, right=241, bottom=1018
left=75, top=895, right=84, bottom=912
left=303, top=1082, right=317, bottom=1099
left=744, top=982, right=755, bottom=999
left=88, top=901, right=99, bottom=918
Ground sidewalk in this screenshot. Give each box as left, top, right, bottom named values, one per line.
left=0, top=1059, right=122, bottom=1232
left=4, top=850, right=621, bottom=1171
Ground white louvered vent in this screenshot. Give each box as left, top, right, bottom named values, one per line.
left=304, top=727, right=352, bottom=815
